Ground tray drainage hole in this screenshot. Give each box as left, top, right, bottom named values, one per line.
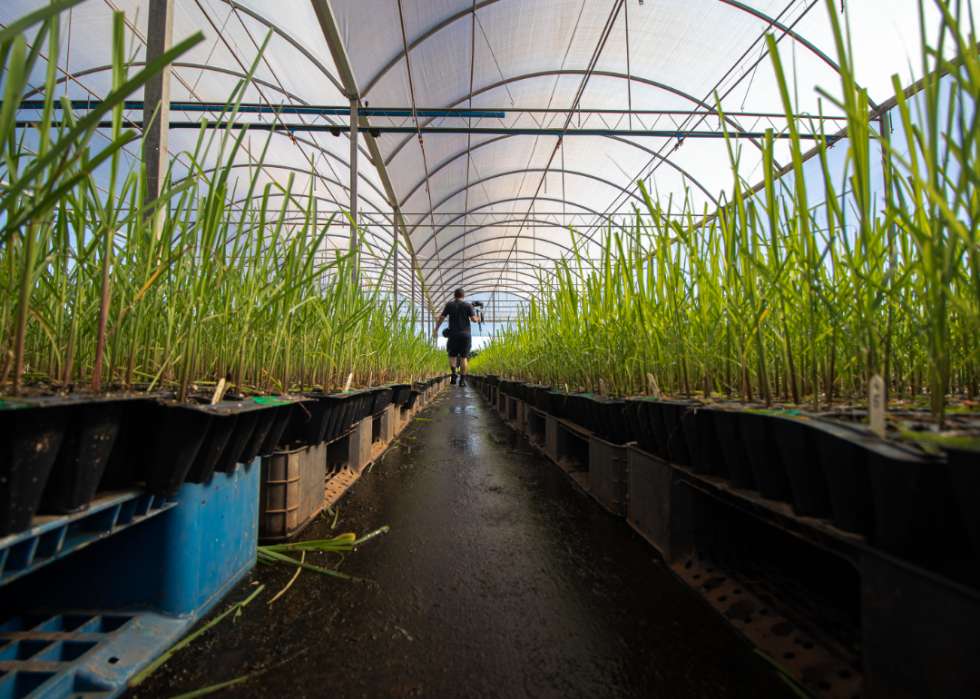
left=838, top=671, right=852, bottom=680
left=108, top=657, right=119, bottom=665
left=717, top=596, right=727, bottom=602
left=707, top=568, right=714, bottom=572
left=803, top=642, right=814, bottom=650
left=684, top=560, right=693, bottom=569
left=743, top=617, right=753, bottom=624
left=759, top=608, right=769, bottom=615
left=693, top=574, right=701, bottom=580
left=784, top=652, right=795, bottom=660
left=733, top=589, right=742, bottom=594
left=818, top=682, right=831, bottom=690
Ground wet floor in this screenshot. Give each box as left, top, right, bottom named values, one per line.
left=127, top=384, right=793, bottom=699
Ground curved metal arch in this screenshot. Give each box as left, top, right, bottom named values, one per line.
left=361, top=0, right=503, bottom=97
left=412, top=281, right=534, bottom=304
left=384, top=69, right=766, bottom=166
left=225, top=193, right=396, bottom=245
left=427, top=261, right=558, bottom=293
left=421, top=220, right=595, bottom=266
left=439, top=247, right=572, bottom=268
left=362, top=0, right=846, bottom=104
left=428, top=266, right=543, bottom=291
left=428, top=249, right=571, bottom=284
left=191, top=158, right=390, bottom=219
left=433, top=260, right=558, bottom=292
left=396, top=131, right=719, bottom=210
left=409, top=195, right=623, bottom=246
left=34, top=62, right=385, bottom=205
left=218, top=0, right=345, bottom=94
left=424, top=285, right=533, bottom=304
left=407, top=167, right=645, bottom=242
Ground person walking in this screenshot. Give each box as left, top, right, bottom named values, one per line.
left=433, top=288, right=480, bottom=387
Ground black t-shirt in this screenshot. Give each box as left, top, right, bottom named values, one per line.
left=441, top=299, right=476, bottom=337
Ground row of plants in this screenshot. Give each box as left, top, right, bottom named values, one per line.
left=471, top=0, right=980, bottom=589
left=0, top=2, right=443, bottom=536
left=472, top=0, right=979, bottom=429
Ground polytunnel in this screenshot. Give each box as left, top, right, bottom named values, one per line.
left=3, top=0, right=951, bottom=318
left=2, top=1, right=980, bottom=698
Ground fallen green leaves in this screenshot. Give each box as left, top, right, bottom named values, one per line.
left=129, top=585, right=266, bottom=687
left=256, top=526, right=391, bottom=582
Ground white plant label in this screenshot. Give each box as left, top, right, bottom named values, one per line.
left=647, top=373, right=661, bottom=398
left=564, top=383, right=570, bottom=395
left=210, top=377, right=227, bottom=405
left=869, top=374, right=885, bottom=438
left=368, top=371, right=373, bottom=387
left=344, top=373, right=353, bottom=393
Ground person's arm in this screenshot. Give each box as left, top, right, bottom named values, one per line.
left=433, top=314, right=447, bottom=339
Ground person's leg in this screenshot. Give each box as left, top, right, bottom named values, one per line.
left=458, top=338, right=471, bottom=386
left=448, top=339, right=458, bottom=384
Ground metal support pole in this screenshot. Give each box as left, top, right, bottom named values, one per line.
left=143, top=0, right=174, bottom=236
left=349, top=96, right=359, bottom=284
left=391, top=206, right=398, bottom=313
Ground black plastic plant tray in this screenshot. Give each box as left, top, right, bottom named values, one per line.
left=658, top=399, right=699, bottom=467
left=322, top=395, right=352, bottom=442
left=263, top=399, right=314, bottom=455
left=212, top=410, right=261, bottom=475
left=865, top=436, right=950, bottom=558
left=278, top=397, right=325, bottom=448
left=948, top=445, right=980, bottom=559
left=337, top=393, right=362, bottom=435
left=300, top=397, right=338, bottom=446
left=770, top=412, right=834, bottom=518
left=0, top=395, right=107, bottom=536
left=623, top=399, right=649, bottom=451
left=407, top=390, right=420, bottom=410
left=738, top=410, right=793, bottom=502
left=186, top=400, right=278, bottom=484
left=236, top=403, right=281, bottom=467
left=390, top=384, right=412, bottom=406
left=707, top=406, right=755, bottom=489
left=39, top=398, right=134, bottom=517
left=806, top=417, right=876, bottom=535
left=368, top=387, right=393, bottom=416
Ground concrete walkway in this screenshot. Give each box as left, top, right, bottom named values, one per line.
left=129, top=384, right=793, bottom=699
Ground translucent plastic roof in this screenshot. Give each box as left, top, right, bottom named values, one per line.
left=5, top=0, right=968, bottom=306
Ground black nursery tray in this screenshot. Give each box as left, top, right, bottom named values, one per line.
left=0, top=393, right=149, bottom=538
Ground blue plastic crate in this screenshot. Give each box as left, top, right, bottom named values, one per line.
left=0, top=492, right=175, bottom=589
left=0, top=460, right=260, bottom=698
left=0, top=611, right=187, bottom=698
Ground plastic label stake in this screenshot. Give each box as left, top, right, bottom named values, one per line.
left=344, top=374, right=353, bottom=393
left=210, top=378, right=227, bottom=405
left=647, top=373, right=661, bottom=398
left=869, top=374, right=885, bottom=438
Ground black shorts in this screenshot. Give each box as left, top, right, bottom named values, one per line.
left=446, top=335, right=472, bottom=358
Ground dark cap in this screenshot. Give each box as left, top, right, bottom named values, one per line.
left=454, top=287, right=465, bottom=299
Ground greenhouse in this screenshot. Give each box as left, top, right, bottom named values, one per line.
left=1, top=0, right=978, bottom=696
